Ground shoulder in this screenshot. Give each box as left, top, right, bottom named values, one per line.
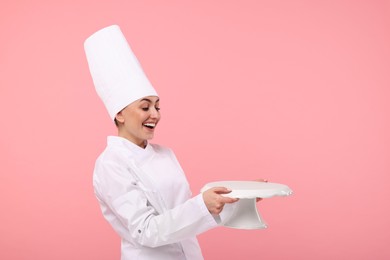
left=93, top=147, right=138, bottom=195
left=93, top=144, right=134, bottom=181
left=95, top=144, right=128, bottom=166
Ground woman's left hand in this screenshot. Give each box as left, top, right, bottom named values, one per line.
left=255, top=178, right=268, bottom=202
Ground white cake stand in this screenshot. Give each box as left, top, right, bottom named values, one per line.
left=201, top=181, right=293, bottom=229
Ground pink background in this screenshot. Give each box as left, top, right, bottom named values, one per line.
left=1, top=0, right=389, bottom=259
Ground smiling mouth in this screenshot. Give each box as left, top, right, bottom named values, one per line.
left=143, top=123, right=156, bottom=129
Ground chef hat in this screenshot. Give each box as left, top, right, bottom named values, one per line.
left=84, top=25, right=158, bottom=121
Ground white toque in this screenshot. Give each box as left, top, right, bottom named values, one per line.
left=84, top=25, right=158, bottom=121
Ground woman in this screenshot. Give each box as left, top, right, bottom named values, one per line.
left=85, top=25, right=241, bottom=260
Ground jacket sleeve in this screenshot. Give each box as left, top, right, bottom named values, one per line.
left=93, top=160, right=218, bottom=248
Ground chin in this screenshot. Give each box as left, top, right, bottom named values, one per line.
left=145, top=135, right=154, bottom=140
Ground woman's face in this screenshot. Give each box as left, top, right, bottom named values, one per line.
left=115, top=96, right=161, bottom=147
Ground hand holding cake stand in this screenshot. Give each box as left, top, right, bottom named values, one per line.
left=201, top=181, right=293, bottom=229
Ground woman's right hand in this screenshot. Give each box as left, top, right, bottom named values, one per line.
left=202, top=187, right=239, bottom=215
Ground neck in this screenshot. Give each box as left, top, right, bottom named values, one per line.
left=117, top=130, right=147, bottom=148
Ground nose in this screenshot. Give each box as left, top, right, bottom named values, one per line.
left=150, top=107, right=160, bottom=119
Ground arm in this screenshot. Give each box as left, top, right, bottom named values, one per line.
left=94, top=161, right=220, bottom=248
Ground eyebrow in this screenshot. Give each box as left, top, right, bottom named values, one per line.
left=140, top=98, right=159, bottom=103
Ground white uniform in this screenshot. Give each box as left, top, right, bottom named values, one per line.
left=93, top=136, right=218, bottom=259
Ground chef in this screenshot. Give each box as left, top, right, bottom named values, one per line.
left=84, top=25, right=239, bottom=260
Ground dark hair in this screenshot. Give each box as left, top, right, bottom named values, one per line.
left=114, top=118, right=119, bottom=127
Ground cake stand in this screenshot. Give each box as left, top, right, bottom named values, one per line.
left=201, top=181, right=293, bottom=229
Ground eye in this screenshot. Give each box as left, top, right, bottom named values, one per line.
left=155, top=107, right=161, bottom=111
left=142, top=107, right=149, bottom=111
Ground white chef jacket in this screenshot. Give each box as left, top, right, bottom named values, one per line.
left=93, top=136, right=218, bottom=259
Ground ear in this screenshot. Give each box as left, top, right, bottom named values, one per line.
left=115, top=111, right=125, bottom=124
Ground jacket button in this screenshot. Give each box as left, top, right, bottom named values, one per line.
left=138, top=230, right=141, bottom=233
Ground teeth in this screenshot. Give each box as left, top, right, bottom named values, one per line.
left=143, top=123, right=156, bottom=128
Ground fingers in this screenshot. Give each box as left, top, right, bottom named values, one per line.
left=254, top=178, right=268, bottom=202
left=212, top=203, right=224, bottom=215
left=223, top=196, right=239, bottom=204
left=210, top=187, right=239, bottom=202
left=212, top=186, right=232, bottom=194
left=203, top=187, right=239, bottom=215
left=209, top=198, right=237, bottom=214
